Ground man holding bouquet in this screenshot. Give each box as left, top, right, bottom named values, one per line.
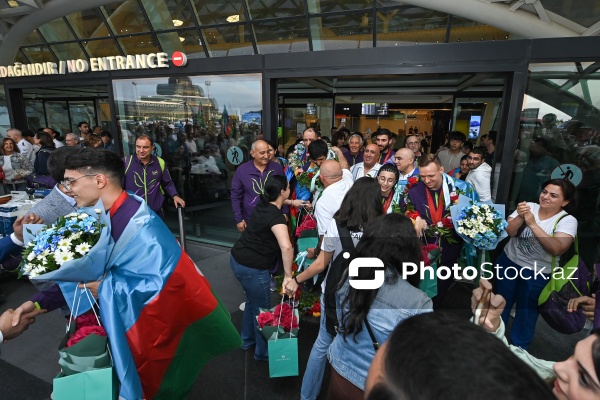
left=14, top=148, right=241, bottom=400
left=401, top=154, right=479, bottom=308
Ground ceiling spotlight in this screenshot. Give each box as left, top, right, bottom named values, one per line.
left=173, top=19, right=184, bottom=27
left=226, top=14, right=240, bottom=23
left=7, top=0, right=18, bottom=7
left=179, top=37, right=185, bottom=42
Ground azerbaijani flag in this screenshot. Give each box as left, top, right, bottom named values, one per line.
left=99, top=199, right=241, bottom=399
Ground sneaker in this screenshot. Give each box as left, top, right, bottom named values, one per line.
left=270, top=277, right=278, bottom=292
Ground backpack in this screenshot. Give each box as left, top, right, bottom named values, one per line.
left=124, top=155, right=166, bottom=195
left=324, top=221, right=356, bottom=336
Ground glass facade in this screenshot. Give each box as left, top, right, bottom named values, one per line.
left=112, top=73, right=262, bottom=245
left=508, top=62, right=600, bottom=267
left=0, top=86, right=10, bottom=137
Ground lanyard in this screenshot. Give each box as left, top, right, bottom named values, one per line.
left=425, top=188, right=444, bottom=223
left=109, top=190, right=129, bottom=218
left=382, top=189, right=395, bottom=213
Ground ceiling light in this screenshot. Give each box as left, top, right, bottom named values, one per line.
left=226, top=14, right=239, bottom=23
left=179, top=37, right=185, bottom=42
left=173, top=19, right=183, bottom=27
left=7, top=1, right=18, bottom=7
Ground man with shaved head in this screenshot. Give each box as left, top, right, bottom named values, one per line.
left=307, top=159, right=353, bottom=259
left=350, top=143, right=381, bottom=181
left=231, top=139, right=292, bottom=233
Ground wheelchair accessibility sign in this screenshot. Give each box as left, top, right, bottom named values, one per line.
left=551, top=164, right=582, bottom=187
left=227, top=146, right=243, bottom=165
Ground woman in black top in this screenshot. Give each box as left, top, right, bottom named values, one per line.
left=33, top=131, right=56, bottom=176
left=230, top=175, right=295, bottom=361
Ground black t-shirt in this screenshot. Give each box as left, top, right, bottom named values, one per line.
left=231, top=202, right=287, bottom=270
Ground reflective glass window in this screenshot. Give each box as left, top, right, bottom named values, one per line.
left=247, top=0, right=304, bottom=19
left=193, top=0, right=246, bottom=26
left=254, top=19, right=309, bottom=54
left=117, top=35, right=161, bottom=55
left=0, top=86, right=11, bottom=138
left=84, top=39, right=123, bottom=58
left=38, top=17, right=76, bottom=43
left=376, top=6, right=446, bottom=46
left=15, top=51, right=29, bottom=64
left=112, top=74, right=262, bottom=245
left=50, top=43, right=86, bottom=61
left=45, top=101, right=71, bottom=134
left=102, top=0, right=152, bottom=35
left=25, top=100, right=46, bottom=135
left=21, top=46, right=56, bottom=63
left=310, top=12, right=373, bottom=51
left=156, top=29, right=207, bottom=59
left=506, top=61, right=600, bottom=269
left=21, top=30, right=44, bottom=46
left=306, top=0, right=372, bottom=14
left=65, top=9, right=111, bottom=39
left=140, top=0, right=195, bottom=31
left=69, top=101, right=96, bottom=133
left=449, top=16, right=509, bottom=42
left=541, top=0, right=600, bottom=28
left=202, top=25, right=254, bottom=57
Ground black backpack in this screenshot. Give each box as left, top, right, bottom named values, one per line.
left=324, top=221, right=356, bottom=336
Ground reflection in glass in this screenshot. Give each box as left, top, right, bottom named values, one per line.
left=507, top=61, right=600, bottom=268
left=376, top=6, right=446, bottom=46
left=112, top=74, right=262, bottom=244
left=541, top=0, right=600, bottom=28
left=247, top=0, right=304, bottom=19
left=157, top=29, right=207, bottom=59
left=50, top=43, right=86, bottom=61
left=254, top=19, right=309, bottom=54
left=25, top=100, right=46, bottom=134
left=38, top=17, right=77, bottom=43
left=0, top=86, right=11, bottom=138
left=45, top=101, right=71, bottom=134
left=66, top=9, right=111, bottom=39
left=21, top=30, right=44, bottom=46
left=15, top=51, right=29, bottom=64
left=449, top=16, right=509, bottom=42
left=102, top=0, right=151, bottom=35
left=202, top=25, right=254, bottom=57
left=140, top=0, right=195, bottom=31
left=84, top=39, right=123, bottom=58
left=118, top=35, right=161, bottom=55
left=69, top=101, right=96, bottom=133
left=193, top=0, right=246, bottom=26
left=306, top=0, right=371, bottom=14
left=21, top=46, right=56, bottom=63
left=310, top=13, right=373, bottom=51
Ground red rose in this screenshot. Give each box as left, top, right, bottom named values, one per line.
left=406, top=210, right=420, bottom=220
left=407, top=176, right=419, bottom=188
left=257, top=311, right=276, bottom=328
left=450, top=192, right=459, bottom=203
left=274, top=302, right=292, bottom=317
left=280, top=314, right=299, bottom=332
left=67, top=325, right=107, bottom=347
left=442, top=217, right=453, bottom=229
left=308, top=172, right=314, bottom=179
left=311, top=302, right=321, bottom=313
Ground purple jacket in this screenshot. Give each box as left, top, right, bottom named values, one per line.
left=122, top=155, right=179, bottom=213
left=343, top=149, right=364, bottom=167
left=231, top=160, right=287, bottom=224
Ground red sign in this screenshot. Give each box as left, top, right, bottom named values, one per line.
left=172, top=51, right=187, bottom=67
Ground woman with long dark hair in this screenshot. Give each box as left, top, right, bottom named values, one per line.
left=33, top=131, right=56, bottom=176
left=496, top=179, right=578, bottom=350
left=376, top=163, right=400, bottom=214
left=284, top=177, right=383, bottom=400
left=326, top=213, right=432, bottom=399
left=230, top=175, right=294, bottom=361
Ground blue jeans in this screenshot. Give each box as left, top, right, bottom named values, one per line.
left=494, top=251, right=550, bottom=350
left=230, top=255, right=271, bottom=360
left=301, top=294, right=334, bottom=400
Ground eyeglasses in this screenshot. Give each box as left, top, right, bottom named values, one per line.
left=61, top=174, right=97, bottom=191
left=378, top=176, right=396, bottom=184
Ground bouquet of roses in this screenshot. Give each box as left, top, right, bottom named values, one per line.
left=451, top=196, right=508, bottom=250
left=295, top=217, right=317, bottom=237
left=21, top=210, right=105, bottom=278
left=295, top=168, right=324, bottom=192
left=257, top=301, right=300, bottom=340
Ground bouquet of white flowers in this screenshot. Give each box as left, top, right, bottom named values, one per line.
left=450, top=195, right=508, bottom=250
left=21, top=210, right=105, bottom=278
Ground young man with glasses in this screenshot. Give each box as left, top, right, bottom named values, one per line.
left=465, top=147, right=492, bottom=201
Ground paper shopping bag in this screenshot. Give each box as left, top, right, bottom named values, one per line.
left=53, top=364, right=118, bottom=400
left=58, top=324, right=111, bottom=376
left=268, top=338, right=299, bottom=378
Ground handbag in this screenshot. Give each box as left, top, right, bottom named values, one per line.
left=538, top=215, right=591, bottom=335
left=267, top=297, right=299, bottom=378
left=26, top=174, right=57, bottom=189
left=53, top=288, right=118, bottom=400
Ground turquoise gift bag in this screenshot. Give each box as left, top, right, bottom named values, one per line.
left=268, top=337, right=299, bottom=378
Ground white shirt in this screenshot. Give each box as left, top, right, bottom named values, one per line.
left=314, top=169, right=353, bottom=236
left=350, top=162, right=381, bottom=181
left=504, top=203, right=577, bottom=273
left=399, top=167, right=417, bottom=182
left=18, top=139, right=33, bottom=162
left=466, top=162, right=492, bottom=201
left=3, top=155, right=14, bottom=180
left=54, top=139, right=64, bottom=148
left=320, top=219, right=362, bottom=291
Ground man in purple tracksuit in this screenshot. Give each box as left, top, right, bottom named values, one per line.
left=122, top=135, right=185, bottom=217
